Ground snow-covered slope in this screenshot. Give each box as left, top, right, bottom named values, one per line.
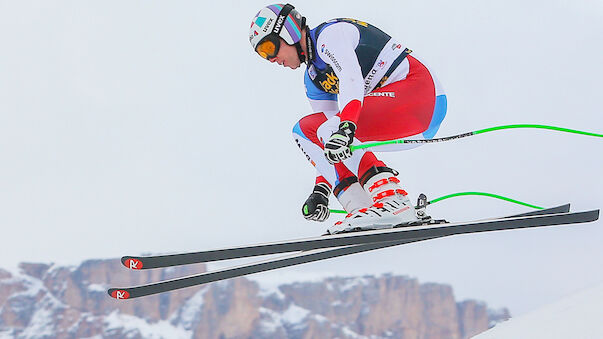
left=474, top=282, right=603, bottom=339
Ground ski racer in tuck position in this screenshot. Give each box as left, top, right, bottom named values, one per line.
left=249, top=4, right=448, bottom=234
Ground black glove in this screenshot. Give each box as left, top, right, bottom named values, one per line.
left=324, top=121, right=356, bottom=164
left=302, top=183, right=331, bottom=222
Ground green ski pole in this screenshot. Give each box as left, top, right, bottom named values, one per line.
left=350, top=124, right=602, bottom=151
left=330, top=191, right=544, bottom=214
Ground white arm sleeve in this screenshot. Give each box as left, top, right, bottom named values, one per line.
left=316, top=23, right=365, bottom=112
left=308, top=99, right=339, bottom=116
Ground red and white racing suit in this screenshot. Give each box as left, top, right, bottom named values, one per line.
left=292, top=18, right=447, bottom=197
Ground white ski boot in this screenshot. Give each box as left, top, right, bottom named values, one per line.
left=336, top=181, right=373, bottom=214
left=327, top=172, right=420, bottom=234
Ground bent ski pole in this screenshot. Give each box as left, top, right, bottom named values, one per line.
left=330, top=191, right=544, bottom=214
left=350, top=124, right=603, bottom=151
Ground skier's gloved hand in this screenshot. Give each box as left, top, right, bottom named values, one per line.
left=302, top=183, right=331, bottom=222
left=324, top=121, right=356, bottom=164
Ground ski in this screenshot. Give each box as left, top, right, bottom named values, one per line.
left=110, top=241, right=420, bottom=299
left=120, top=205, right=566, bottom=271
left=108, top=204, right=582, bottom=299
left=121, top=205, right=595, bottom=270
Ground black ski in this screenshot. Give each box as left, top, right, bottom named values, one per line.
left=110, top=240, right=421, bottom=299
left=121, top=205, right=594, bottom=270
left=109, top=205, right=597, bottom=299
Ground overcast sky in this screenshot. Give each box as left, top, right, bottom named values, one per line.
left=0, top=0, right=601, bottom=316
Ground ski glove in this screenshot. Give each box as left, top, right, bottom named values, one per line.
left=302, top=183, right=331, bottom=222
left=324, top=121, right=356, bottom=164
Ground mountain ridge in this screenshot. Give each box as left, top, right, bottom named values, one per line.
left=0, top=258, right=509, bottom=339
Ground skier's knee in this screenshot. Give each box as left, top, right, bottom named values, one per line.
left=293, top=113, right=329, bottom=145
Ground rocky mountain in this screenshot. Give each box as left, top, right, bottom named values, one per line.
left=0, top=259, right=509, bottom=339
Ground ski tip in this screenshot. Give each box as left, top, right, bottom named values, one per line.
left=108, top=288, right=131, bottom=300
left=121, top=256, right=143, bottom=270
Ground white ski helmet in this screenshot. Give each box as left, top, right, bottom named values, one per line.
left=249, top=4, right=306, bottom=60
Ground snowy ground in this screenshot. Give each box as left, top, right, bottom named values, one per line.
left=474, top=282, right=603, bottom=339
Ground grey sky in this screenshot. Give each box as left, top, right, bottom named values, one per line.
left=0, top=0, right=601, bottom=315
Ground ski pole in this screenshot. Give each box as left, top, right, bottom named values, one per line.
left=350, top=124, right=603, bottom=151
left=329, top=191, right=544, bottom=214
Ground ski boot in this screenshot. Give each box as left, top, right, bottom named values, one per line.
left=327, top=170, right=422, bottom=234
left=336, top=181, right=373, bottom=214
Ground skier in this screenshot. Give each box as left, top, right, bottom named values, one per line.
left=249, top=4, right=447, bottom=234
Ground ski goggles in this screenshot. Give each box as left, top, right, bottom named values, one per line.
left=254, top=4, right=294, bottom=60
left=255, top=34, right=281, bottom=60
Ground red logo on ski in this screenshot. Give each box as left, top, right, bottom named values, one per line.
left=123, top=258, right=143, bottom=270
left=111, top=290, right=130, bottom=300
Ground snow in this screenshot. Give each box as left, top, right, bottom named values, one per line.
left=0, top=329, right=17, bottom=339
left=281, top=304, right=311, bottom=324
left=312, top=314, right=329, bottom=324
left=474, top=282, right=603, bottom=339
left=487, top=307, right=509, bottom=327
left=67, top=313, right=89, bottom=335
left=259, top=304, right=312, bottom=333
left=172, top=287, right=208, bottom=329
left=19, top=307, right=55, bottom=338
left=87, top=283, right=106, bottom=292
left=341, top=325, right=362, bottom=338
left=104, top=311, right=191, bottom=339
left=339, top=277, right=371, bottom=293
left=12, top=274, right=44, bottom=298
left=256, top=280, right=287, bottom=301
left=258, top=308, right=282, bottom=333
left=7, top=270, right=66, bottom=310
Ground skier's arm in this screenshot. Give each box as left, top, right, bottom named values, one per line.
left=316, top=23, right=364, bottom=125
left=302, top=177, right=331, bottom=222
left=304, top=71, right=339, bottom=115
left=316, top=23, right=365, bottom=164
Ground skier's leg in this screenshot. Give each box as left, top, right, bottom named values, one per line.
left=327, top=56, right=447, bottom=233
left=292, top=112, right=341, bottom=188
left=355, top=94, right=447, bottom=152
left=354, top=55, right=446, bottom=150
left=293, top=113, right=372, bottom=215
